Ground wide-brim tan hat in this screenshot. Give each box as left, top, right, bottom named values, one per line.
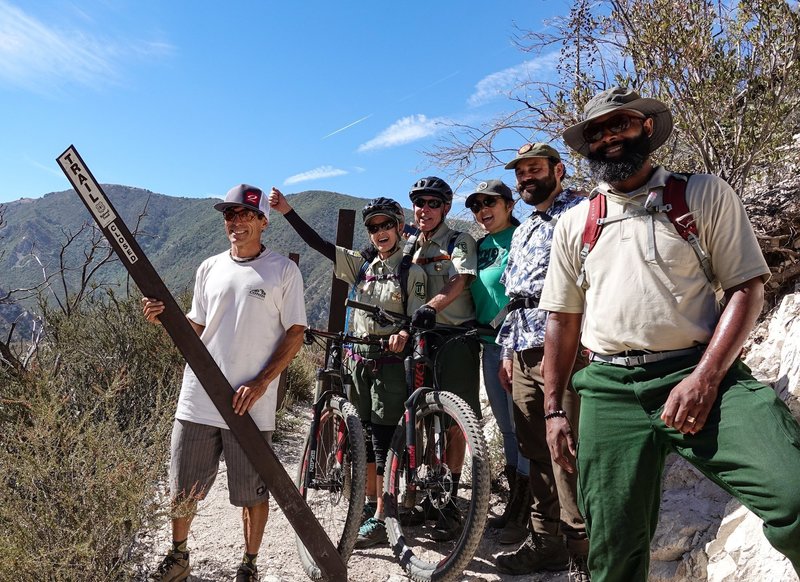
left=562, top=87, right=673, bottom=157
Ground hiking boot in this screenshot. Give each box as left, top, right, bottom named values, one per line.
left=354, top=517, right=388, bottom=548
left=498, top=473, right=531, bottom=545
left=568, top=555, right=591, bottom=582
left=488, top=465, right=517, bottom=526
left=151, top=550, right=190, bottom=582
left=429, top=503, right=463, bottom=542
left=235, top=561, right=260, bottom=582
left=495, top=532, right=570, bottom=575
left=399, top=497, right=434, bottom=526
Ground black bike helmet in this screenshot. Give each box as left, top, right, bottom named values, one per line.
left=409, top=176, right=453, bottom=203
left=362, top=197, right=405, bottom=225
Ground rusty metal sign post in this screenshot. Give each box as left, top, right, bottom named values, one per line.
left=55, top=145, right=346, bottom=581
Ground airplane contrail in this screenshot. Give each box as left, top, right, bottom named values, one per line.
left=322, top=114, right=373, bottom=139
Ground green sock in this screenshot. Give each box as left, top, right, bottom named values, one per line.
left=172, top=539, right=188, bottom=553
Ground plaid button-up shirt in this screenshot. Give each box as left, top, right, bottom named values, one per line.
left=496, top=189, right=586, bottom=354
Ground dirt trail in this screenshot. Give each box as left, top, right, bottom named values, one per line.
left=132, top=408, right=569, bottom=582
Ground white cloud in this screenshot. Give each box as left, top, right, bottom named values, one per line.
left=283, top=166, right=348, bottom=186
left=358, top=114, right=447, bottom=152
left=468, top=52, right=560, bottom=107
left=0, top=1, right=173, bottom=91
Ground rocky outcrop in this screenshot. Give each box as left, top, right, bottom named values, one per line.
left=652, top=293, right=800, bottom=581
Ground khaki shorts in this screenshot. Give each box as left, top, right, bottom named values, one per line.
left=170, top=419, right=273, bottom=507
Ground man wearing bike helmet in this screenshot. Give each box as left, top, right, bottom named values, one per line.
left=269, top=189, right=427, bottom=549
left=406, top=176, right=480, bottom=541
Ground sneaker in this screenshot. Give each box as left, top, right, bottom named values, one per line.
left=399, top=497, right=434, bottom=526
left=361, top=501, right=377, bottom=523
left=429, top=503, right=463, bottom=542
left=495, top=532, right=570, bottom=575
left=354, top=517, right=388, bottom=548
left=568, top=555, right=591, bottom=582
left=235, top=561, right=260, bottom=582
left=151, top=550, right=190, bottom=582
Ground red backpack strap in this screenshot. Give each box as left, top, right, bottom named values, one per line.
left=663, top=174, right=714, bottom=282
left=577, top=192, right=606, bottom=287
left=581, top=193, right=606, bottom=256
left=663, top=175, right=697, bottom=240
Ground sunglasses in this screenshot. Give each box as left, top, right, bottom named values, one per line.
left=366, top=219, right=397, bottom=234
left=412, top=198, right=444, bottom=209
left=223, top=208, right=260, bottom=222
left=468, top=197, right=499, bottom=213
left=583, top=114, right=645, bottom=144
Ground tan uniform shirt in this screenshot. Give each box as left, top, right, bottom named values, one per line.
left=539, top=167, right=769, bottom=355
left=413, top=223, right=477, bottom=325
left=335, top=246, right=427, bottom=336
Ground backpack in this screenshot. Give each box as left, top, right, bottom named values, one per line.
left=577, top=174, right=714, bottom=287
left=351, top=228, right=425, bottom=314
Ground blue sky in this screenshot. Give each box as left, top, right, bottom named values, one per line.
left=0, top=0, right=566, bottom=207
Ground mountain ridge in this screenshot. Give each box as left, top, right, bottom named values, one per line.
left=0, top=185, right=475, bottom=330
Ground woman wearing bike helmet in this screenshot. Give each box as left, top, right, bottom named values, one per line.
left=465, top=179, right=531, bottom=546
left=269, top=188, right=426, bottom=549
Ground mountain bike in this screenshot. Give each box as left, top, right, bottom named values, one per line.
left=346, top=299, right=492, bottom=582
left=294, top=327, right=386, bottom=580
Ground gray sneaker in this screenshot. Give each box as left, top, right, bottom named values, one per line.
left=495, top=532, right=569, bottom=575
left=151, top=550, right=190, bottom=582
left=354, top=517, right=388, bottom=548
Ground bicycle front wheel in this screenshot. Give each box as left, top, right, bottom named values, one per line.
left=383, top=389, right=490, bottom=582
left=295, top=396, right=367, bottom=580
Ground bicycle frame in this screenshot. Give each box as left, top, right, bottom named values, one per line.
left=301, top=328, right=385, bottom=492
left=343, top=299, right=489, bottom=508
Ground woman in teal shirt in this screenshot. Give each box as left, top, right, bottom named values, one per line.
left=465, top=179, right=530, bottom=546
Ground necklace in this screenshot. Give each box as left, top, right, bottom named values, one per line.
left=230, top=244, right=266, bottom=263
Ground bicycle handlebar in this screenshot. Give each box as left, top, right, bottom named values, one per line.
left=303, top=327, right=388, bottom=349
left=345, top=299, right=496, bottom=338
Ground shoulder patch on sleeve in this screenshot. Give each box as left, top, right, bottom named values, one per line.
left=414, top=281, right=426, bottom=299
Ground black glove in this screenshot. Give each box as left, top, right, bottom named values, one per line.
left=411, top=304, right=437, bottom=330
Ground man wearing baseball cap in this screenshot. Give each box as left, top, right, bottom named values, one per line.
left=142, top=183, right=307, bottom=582
left=492, top=143, right=589, bottom=580
left=540, top=86, right=800, bottom=581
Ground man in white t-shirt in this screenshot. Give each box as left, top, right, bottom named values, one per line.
left=142, top=184, right=307, bottom=582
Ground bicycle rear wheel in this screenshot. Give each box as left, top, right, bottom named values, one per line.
left=295, top=396, right=367, bottom=580
left=383, top=390, right=490, bottom=582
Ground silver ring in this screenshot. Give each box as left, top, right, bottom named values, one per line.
left=686, top=416, right=696, bottom=424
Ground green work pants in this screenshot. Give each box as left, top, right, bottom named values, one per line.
left=351, top=343, right=408, bottom=426
left=573, top=354, right=800, bottom=582
left=430, top=332, right=481, bottom=418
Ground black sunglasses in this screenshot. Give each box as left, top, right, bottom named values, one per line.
left=583, top=114, right=645, bottom=144
left=366, top=219, right=397, bottom=234
left=412, top=198, right=444, bottom=209
left=468, top=197, right=500, bottom=213
left=223, top=208, right=259, bottom=222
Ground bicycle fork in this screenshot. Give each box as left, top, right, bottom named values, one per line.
left=398, top=332, right=449, bottom=507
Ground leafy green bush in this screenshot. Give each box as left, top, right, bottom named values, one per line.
left=0, top=292, right=184, bottom=581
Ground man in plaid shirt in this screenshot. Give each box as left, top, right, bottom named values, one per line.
left=494, top=143, right=589, bottom=581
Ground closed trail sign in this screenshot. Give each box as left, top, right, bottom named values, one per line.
left=55, top=145, right=346, bottom=581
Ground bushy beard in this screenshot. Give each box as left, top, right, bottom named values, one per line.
left=587, top=132, right=650, bottom=184
left=518, top=170, right=557, bottom=206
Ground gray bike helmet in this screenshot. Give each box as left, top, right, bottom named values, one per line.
left=409, top=176, right=453, bottom=203
left=362, top=197, right=405, bottom=225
